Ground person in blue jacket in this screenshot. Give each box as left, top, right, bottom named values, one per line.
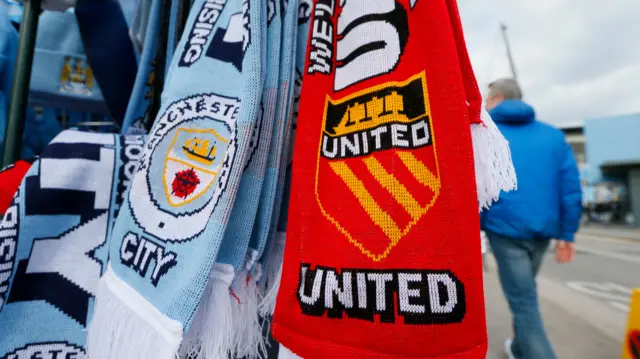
left=482, top=78, right=582, bottom=359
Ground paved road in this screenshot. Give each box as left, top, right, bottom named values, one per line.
left=484, top=230, right=639, bottom=358
left=542, top=234, right=639, bottom=314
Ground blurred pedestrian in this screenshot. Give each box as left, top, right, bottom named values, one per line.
left=482, top=78, right=583, bottom=359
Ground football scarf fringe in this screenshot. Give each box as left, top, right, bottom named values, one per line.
left=258, top=232, right=286, bottom=316
left=88, top=266, right=183, bottom=359
left=231, top=264, right=266, bottom=359
left=472, top=107, right=517, bottom=211
left=179, top=264, right=235, bottom=359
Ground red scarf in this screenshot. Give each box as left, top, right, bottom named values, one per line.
left=0, top=158, right=36, bottom=215
left=273, top=0, right=486, bottom=358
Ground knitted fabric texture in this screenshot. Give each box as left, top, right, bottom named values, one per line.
left=86, top=0, right=264, bottom=358
left=275, top=0, right=312, bottom=235
left=257, top=0, right=309, bottom=315
left=272, top=1, right=487, bottom=358
left=121, top=0, right=162, bottom=135
left=217, top=0, right=278, bottom=275
left=0, top=130, right=144, bottom=358
left=164, top=0, right=181, bottom=76
left=247, top=0, right=299, bottom=273
left=0, top=158, right=35, bottom=216
left=180, top=2, right=271, bottom=357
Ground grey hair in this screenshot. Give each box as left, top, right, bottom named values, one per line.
left=488, top=78, right=522, bottom=100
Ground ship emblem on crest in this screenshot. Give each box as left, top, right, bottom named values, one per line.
left=315, top=72, right=441, bottom=262
left=164, top=128, right=228, bottom=206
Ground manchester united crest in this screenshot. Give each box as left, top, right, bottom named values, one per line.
left=315, top=72, right=440, bottom=262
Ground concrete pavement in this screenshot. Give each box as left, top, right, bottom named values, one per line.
left=484, top=270, right=622, bottom=358
left=579, top=225, right=640, bottom=242
left=483, top=228, right=640, bottom=358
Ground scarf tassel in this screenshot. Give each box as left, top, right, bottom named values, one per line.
left=471, top=106, right=517, bottom=211
left=180, top=263, right=235, bottom=359
left=231, top=265, right=268, bottom=359
left=258, top=232, right=286, bottom=317
left=87, top=265, right=183, bottom=359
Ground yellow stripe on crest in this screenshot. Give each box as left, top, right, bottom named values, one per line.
left=397, top=152, right=441, bottom=194
left=329, top=161, right=402, bottom=242
left=362, top=157, right=424, bottom=221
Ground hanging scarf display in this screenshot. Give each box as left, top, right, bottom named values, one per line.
left=0, top=0, right=518, bottom=357
left=246, top=0, right=298, bottom=285
left=258, top=0, right=311, bottom=316
left=181, top=1, right=277, bottom=357
left=0, top=130, right=144, bottom=358
left=272, top=0, right=514, bottom=358
left=86, top=0, right=265, bottom=358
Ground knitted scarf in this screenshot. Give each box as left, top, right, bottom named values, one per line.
left=0, top=130, right=144, bottom=359
left=121, top=0, right=162, bottom=135
left=86, top=0, right=264, bottom=358
left=248, top=0, right=296, bottom=277
left=180, top=1, right=274, bottom=358
left=0, top=158, right=35, bottom=216
left=258, top=0, right=310, bottom=316
left=272, top=0, right=515, bottom=358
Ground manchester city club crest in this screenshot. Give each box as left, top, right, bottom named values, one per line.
left=128, top=94, right=241, bottom=243
left=315, top=72, right=440, bottom=262
left=59, top=56, right=95, bottom=96
left=164, top=128, right=228, bottom=206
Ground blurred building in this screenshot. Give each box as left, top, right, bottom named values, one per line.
left=560, top=122, right=586, bottom=166
left=560, top=114, right=640, bottom=227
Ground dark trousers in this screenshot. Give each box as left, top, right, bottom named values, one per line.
left=487, top=232, right=556, bottom=359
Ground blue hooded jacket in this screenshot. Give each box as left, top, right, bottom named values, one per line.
left=481, top=100, right=582, bottom=241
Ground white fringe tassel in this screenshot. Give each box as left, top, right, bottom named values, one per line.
left=258, top=232, right=286, bottom=317
left=278, top=345, right=303, bottom=359
left=472, top=107, right=517, bottom=211
left=231, top=264, right=267, bottom=359
left=87, top=264, right=183, bottom=359
left=180, top=263, right=235, bottom=359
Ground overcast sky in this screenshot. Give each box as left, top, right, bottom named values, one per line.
left=458, top=0, right=640, bottom=127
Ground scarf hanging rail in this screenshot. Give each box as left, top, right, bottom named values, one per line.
left=2, top=0, right=41, bottom=167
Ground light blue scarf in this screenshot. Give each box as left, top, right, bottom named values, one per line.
left=86, top=0, right=265, bottom=358
left=181, top=2, right=277, bottom=357
left=215, top=0, right=278, bottom=278
left=0, top=130, right=144, bottom=358
left=257, top=0, right=310, bottom=316
left=121, top=0, right=162, bottom=135
left=247, top=0, right=297, bottom=288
